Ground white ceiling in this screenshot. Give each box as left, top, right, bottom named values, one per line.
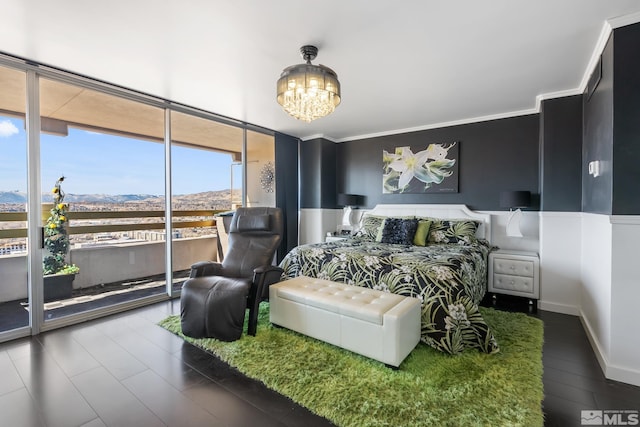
left=2, top=1, right=640, bottom=142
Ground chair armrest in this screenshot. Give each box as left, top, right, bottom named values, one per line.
left=253, top=265, right=284, bottom=287
left=251, top=265, right=284, bottom=302
left=190, top=261, right=223, bottom=278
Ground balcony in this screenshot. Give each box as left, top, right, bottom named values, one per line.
left=0, top=208, right=224, bottom=332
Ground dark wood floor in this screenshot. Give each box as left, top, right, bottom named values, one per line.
left=0, top=299, right=638, bottom=427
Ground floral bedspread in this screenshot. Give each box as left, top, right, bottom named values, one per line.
left=279, top=238, right=499, bottom=355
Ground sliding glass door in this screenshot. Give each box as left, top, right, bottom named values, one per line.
left=38, top=77, right=166, bottom=326
left=0, top=65, right=29, bottom=338
left=169, top=111, right=243, bottom=280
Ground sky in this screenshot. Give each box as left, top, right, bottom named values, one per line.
left=0, top=116, right=237, bottom=195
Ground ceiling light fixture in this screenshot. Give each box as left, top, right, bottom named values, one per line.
left=276, top=45, right=341, bottom=123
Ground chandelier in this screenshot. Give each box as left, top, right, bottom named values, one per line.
left=276, top=45, right=341, bottom=122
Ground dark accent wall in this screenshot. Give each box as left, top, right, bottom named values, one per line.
left=612, top=23, right=640, bottom=214
left=297, top=23, right=640, bottom=216
left=581, top=22, right=640, bottom=215
left=540, top=95, right=583, bottom=211
left=275, top=132, right=299, bottom=262
left=582, top=36, right=614, bottom=215
left=299, top=138, right=337, bottom=209
left=334, top=115, right=540, bottom=211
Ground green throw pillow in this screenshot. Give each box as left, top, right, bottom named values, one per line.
left=413, top=220, right=432, bottom=246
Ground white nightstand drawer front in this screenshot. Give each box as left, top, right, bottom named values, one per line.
left=493, top=258, right=534, bottom=277
left=493, top=273, right=534, bottom=293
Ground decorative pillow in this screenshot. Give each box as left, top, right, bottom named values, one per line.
left=413, top=220, right=432, bottom=246
left=373, top=216, right=417, bottom=242
left=379, top=218, right=419, bottom=245
left=427, top=219, right=479, bottom=244
left=354, top=215, right=387, bottom=241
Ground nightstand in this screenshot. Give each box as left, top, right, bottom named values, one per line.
left=488, top=249, right=539, bottom=309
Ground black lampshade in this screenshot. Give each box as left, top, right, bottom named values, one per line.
left=337, top=193, right=364, bottom=207
left=500, top=191, right=531, bottom=209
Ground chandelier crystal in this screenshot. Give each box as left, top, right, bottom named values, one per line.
left=276, top=45, right=341, bottom=123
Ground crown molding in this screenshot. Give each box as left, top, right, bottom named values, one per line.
left=608, top=10, right=640, bottom=29
left=535, top=88, right=584, bottom=110
left=578, top=21, right=613, bottom=96
left=304, top=12, right=640, bottom=145
left=330, top=108, right=538, bottom=143
left=300, top=133, right=338, bottom=142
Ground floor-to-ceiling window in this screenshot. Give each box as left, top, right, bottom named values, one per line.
left=0, top=53, right=277, bottom=341
left=0, top=65, right=28, bottom=337
left=169, top=111, right=243, bottom=286
left=38, top=77, right=167, bottom=325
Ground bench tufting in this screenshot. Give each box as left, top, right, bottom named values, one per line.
left=269, top=276, right=421, bottom=367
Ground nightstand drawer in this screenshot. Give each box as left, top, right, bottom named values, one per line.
left=493, top=273, right=534, bottom=293
left=493, top=258, right=534, bottom=277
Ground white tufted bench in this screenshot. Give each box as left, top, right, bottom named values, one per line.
left=269, top=276, right=421, bottom=367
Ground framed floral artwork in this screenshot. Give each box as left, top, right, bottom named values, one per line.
left=382, top=142, right=459, bottom=193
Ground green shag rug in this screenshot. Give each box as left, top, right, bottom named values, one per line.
left=159, top=305, right=544, bottom=427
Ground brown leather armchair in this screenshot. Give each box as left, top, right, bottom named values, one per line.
left=180, top=207, right=284, bottom=341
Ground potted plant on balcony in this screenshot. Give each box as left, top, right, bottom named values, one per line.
left=43, top=176, right=79, bottom=302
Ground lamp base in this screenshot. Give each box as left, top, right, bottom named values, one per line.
left=342, top=206, right=353, bottom=228
left=505, top=209, right=523, bottom=238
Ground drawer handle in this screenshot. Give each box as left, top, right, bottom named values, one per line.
left=510, top=280, right=515, bottom=285
left=509, top=266, right=515, bottom=270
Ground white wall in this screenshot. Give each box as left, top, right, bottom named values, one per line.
left=580, top=213, right=612, bottom=372
left=489, top=210, right=539, bottom=252
left=579, top=213, right=640, bottom=387
left=299, top=208, right=341, bottom=244
left=538, top=212, right=582, bottom=315
left=607, top=216, right=640, bottom=386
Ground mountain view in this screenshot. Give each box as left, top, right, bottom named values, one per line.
left=0, top=189, right=239, bottom=254
left=0, top=189, right=236, bottom=211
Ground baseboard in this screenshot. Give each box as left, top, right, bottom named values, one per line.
left=579, top=309, right=640, bottom=387
left=538, top=300, right=579, bottom=316
left=579, top=309, right=608, bottom=376
left=606, top=364, right=640, bottom=388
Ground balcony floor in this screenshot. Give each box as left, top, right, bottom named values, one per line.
left=0, top=274, right=185, bottom=333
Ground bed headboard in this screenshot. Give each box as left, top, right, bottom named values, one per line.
left=363, top=204, right=492, bottom=242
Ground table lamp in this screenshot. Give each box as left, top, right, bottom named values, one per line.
left=500, top=191, right=531, bottom=237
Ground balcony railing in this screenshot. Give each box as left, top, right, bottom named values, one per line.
left=0, top=207, right=225, bottom=305
left=0, top=205, right=225, bottom=239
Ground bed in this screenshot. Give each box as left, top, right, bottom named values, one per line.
left=279, top=204, right=499, bottom=355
